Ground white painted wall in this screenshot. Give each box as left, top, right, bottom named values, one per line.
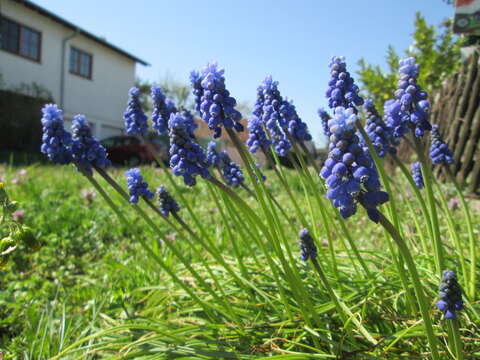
left=0, top=0, right=137, bottom=138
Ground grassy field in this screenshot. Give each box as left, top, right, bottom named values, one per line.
left=0, top=162, right=479, bottom=359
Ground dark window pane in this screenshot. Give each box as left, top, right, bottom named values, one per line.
left=20, top=27, right=40, bottom=59
left=70, top=47, right=92, bottom=78
left=69, top=48, right=78, bottom=72
left=1, top=17, right=20, bottom=53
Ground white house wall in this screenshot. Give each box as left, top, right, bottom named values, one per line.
left=0, top=0, right=136, bottom=138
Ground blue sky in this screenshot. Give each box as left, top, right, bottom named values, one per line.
left=35, top=0, right=454, bottom=146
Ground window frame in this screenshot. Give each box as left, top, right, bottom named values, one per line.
left=0, top=15, right=42, bottom=62
left=69, top=46, right=93, bottom=80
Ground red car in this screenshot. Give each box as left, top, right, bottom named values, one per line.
left=100, top=135, right=169, bottom=166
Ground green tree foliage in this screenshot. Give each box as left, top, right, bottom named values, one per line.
left=357, top=13, right=464, bottom=112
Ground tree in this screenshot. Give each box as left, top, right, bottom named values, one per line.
left=357, top=13, right=464, bottom=112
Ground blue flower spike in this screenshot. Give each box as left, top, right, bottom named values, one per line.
left=157, top=186, right=180, bottom=217
left=207, top=141, right=244, bottom=188
left=326, top=56, right=364, bottom=111
left=169, top=113, right=210, bottom=186
left=385, top=57, right=431, bottom=138
left=411, top=162, right=424, bottom=189
left=40, top=104, right=73, bottom=165
left=299, top=228, right=317, bottom=262
left=252, top=76, right=291, bottom=156
left=193, top=62, right=244, bottom=138
left=318, top=108, right=332, bottom=137
left=71, top=115, right=111, bottom=175
left=285, top=99, right=312, bottom=142
left=125, top=168, right=154, bottom=204
left=246, top=116, right=271, bottom=154
left=320, top=107, right=388, bottom=222
left=361, top=99, right=397, bottom=158
left=124, top=87, right=148, bottom=136
left=151, top=85, right=177, bottom=135
left=430, top=125, right=454, bottom=166
left=437, top=270, right=464, bottom=319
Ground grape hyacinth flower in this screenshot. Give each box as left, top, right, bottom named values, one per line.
left=411, top=162, right=424, bottom=189
left=190, top=70, right=203, bottom=114
left=125, top=168, right=154, bottom=204
left=255, top=76, right=291, bottom=156
left=71, top=115, right=111, bottom=175
left=361, top=99, right=397, bottom=158
left=207, top=142, right=244, bottom=187
left=169, top=113, right=210, bottom=186
left=180, top=109, right=198, bottom=138
left=326, top=56, right=364, bottom=111
left=285, top=99, right=312, bottom=142
left=157, top=186, right=180, bottom=217
left=194, top=62, right=244, bottom=138
left=246, top=116, right=271, bottom=154
left=437, top=270, right=464, bottom=319
left=299, top=228, right=317, bottom=261
left=430, top=125, right=454, bottom=166
left=151, top=85, right=177, bottom=135
left=124, top=87, right=148, bottom=136
left=385, top=57, right=431, bottom=138
left=40, top=104, right=72, bottom=164
left=320, top=107, right=388, bottom=221
left=318, top=108, right=331, bottom=137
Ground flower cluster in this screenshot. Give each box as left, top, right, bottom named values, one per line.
left=326, top=56, right=364, bottom=110
left=285, top=99, right=312, bottom=142
left=299, top=228, right=317, bottom=261
left=180, top=109, right=198, bottom=138
left=361, top=99, right=397, bottom=158
left=246, top=116, right=271, bottom=153
left=320, top=107, right=388, bottom=221
left=169, top=113, right=210, bottom=186
left=151, top=85, right=177, bottom=135
left=207, top=142, right=244, bottom=187
left=317, top=108, right=331, bottom=137
left=193, top=63, right=243, bottom=138
left=71, top=115, right=111, bottom=175
left=124, top=87, right=148, bottom=136
left=190, top=70, right=203, bottom=114
left=430, top=125, right=453, bottom=166
left=254, top=76, right=291, bottom=156
left=436, top=270, right=464, bottom=319
left=411, top=162, right=424, bottom=189
left=385, top=57, right=431, bottom=138
left=40, top=104, right=72, bottom=164
left=125, top=168, right=154, bottom=204
left=157, top=186, right=180, bottom=217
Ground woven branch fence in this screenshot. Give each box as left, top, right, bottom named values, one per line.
left=388, top=51, right=480, bottom=194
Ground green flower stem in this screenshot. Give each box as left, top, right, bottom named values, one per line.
left=142, top=137, right=211, bottom=241
left=143, top=196, right=253, bottom=311
left=239, top=181, right=290, bottom=222
left=391, top=154, right=434, bottom=259
left=291, top=139, right=372, bottom=280
left=93, top=167, right=241, bottom=324
left=223, top=128, right=324, bottom=336
left=432, top=177, right=468, bottom=290
left=412, top=136, right=444, bottom=274
left=82, top=171, right=219, bottom=322
left=356, top=124, right=417, bottom=312
left=310, top=257, right=377, bottom=345
left=450, top=318, right=464, bottom=360
left=376, top=210, right=440, bottom=360
left=445, top=166, right=476, bottom=300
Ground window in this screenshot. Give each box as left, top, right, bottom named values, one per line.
left=0, top=16, right=41, bottom=61
left=70, top=47, right=92, bottom=79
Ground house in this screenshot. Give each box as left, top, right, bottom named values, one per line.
left=0, top=0, right=148, bottom=139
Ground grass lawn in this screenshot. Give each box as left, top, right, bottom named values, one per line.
left=0, top=163, right=479, bottom=359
